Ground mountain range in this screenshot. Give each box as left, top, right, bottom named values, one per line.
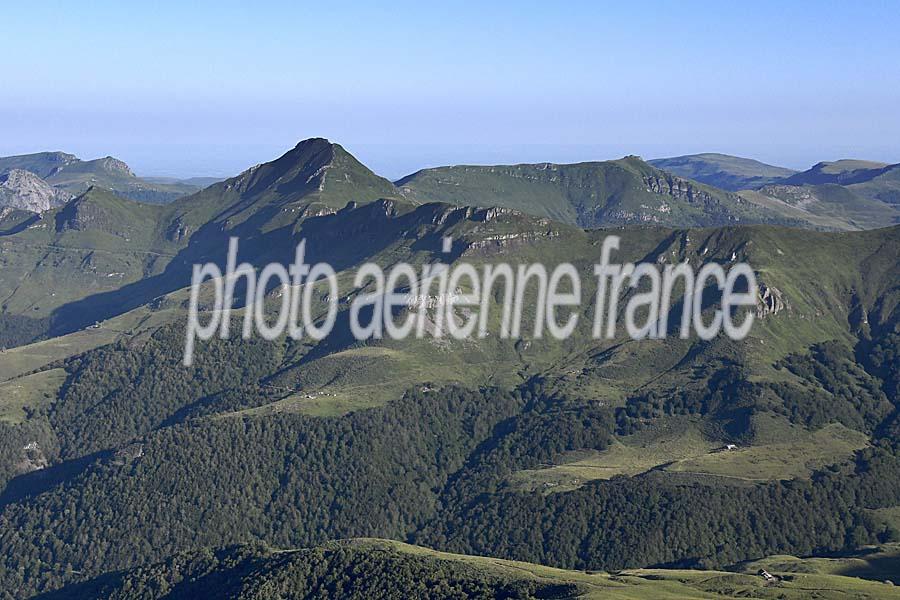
left=652, top=153, right=900, bottom=230
left=0, top=151, right=212, bottom=211
left=0, top=138, right=898, bottom=597
left=5, top=144, right=898, bottom=234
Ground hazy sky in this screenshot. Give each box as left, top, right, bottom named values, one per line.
left=2, top=1, right=898, bottom=179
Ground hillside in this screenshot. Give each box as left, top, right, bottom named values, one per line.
left=649, top=153, right=797, bottom=191
left=0, top=186, right=175, bottom=347
left=847, top=164, right=900, bottom=206
left=37, top=540, right=900, bottom=599
left=396, top=156, right=803, bottom=228
left=0, top=209, right=897, bottom=595
left=0, top=151, right=203, bottom=207
left=746, top=183, right=900, bottom=230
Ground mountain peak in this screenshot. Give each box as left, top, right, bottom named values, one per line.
left=293, top=137, right=334, bottom=150
left=213, top=138, right=397, bottom=209
left=89, top=156, right=136, bottom=177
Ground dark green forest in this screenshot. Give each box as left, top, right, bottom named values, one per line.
left=1, top=321, right=898, bottom=597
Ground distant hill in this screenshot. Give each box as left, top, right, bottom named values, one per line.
left=0, top=151, right=79, bottom=179
left=782, top=159, right=892, bottom=186
left=396, top=156, right=803, bottom=228
left=746, top=183, right=900, bottom=230
left=649, top=153, right=797, bottom=191
left=4, top=138, right=895, bottom=344
left=0, top=151, right=204, bottom=209
left=143, top=175, right=224, bottom=188
left=734, top=159, right=900, bottom=229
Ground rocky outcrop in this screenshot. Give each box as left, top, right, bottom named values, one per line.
left=0, top=169, right=69, bottom=212
left=462, top=229, right=560, bottom=256
left=14, top=441, right=49, bottom=474
left=473, top=206, right=520, bottom=222
left=93, top=156, right=136, bottom=177
left=758, top=184, right=818, bottom=208
left=756, top=283, right=786, bottom=317
left=165, top=217, right=193, bottom=242
left=111, top=443, right=144, bottom=466
left=643, top=173, right=734, bottom=207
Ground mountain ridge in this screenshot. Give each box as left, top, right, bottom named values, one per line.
left=0, top=151, right=204, bottom=209
left=396, top=155, right=802, bottom=228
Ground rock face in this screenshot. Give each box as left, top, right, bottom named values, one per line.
left=643, top=173, right=742, bottom=208
left=15, top=441, right=49, bottom=474
left=0, top=169, right=69, bottom=212
left=93, top=156, right=135, bottom=177
left=757, top=283, right=786, bottom=317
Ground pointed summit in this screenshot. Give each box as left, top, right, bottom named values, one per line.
left=177, top=138, right=400, bottom=219
left=165, top=138, right=403, bottom=241
left=222, top=137, right=398, bottom=208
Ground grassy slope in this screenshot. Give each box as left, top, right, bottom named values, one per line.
left=43, top=538, right=900, bottom=599
left=0, top=187, right=176, bottom=319
left=0, top=368, right=66, bottom=424
left=509, top=418, right=869, bottom=492
left=649, top=153, right=797, bottom=191
left=5, top=212, right=897, bottom=409
left=4, top=207, right=898, bottom=428
left=738, top=189, right=860, bottom=230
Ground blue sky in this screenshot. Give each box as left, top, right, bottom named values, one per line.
left=2, top=1, right=898, bottom=178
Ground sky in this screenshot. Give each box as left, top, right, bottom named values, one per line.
left=1, top=1, right=899, bottom=179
